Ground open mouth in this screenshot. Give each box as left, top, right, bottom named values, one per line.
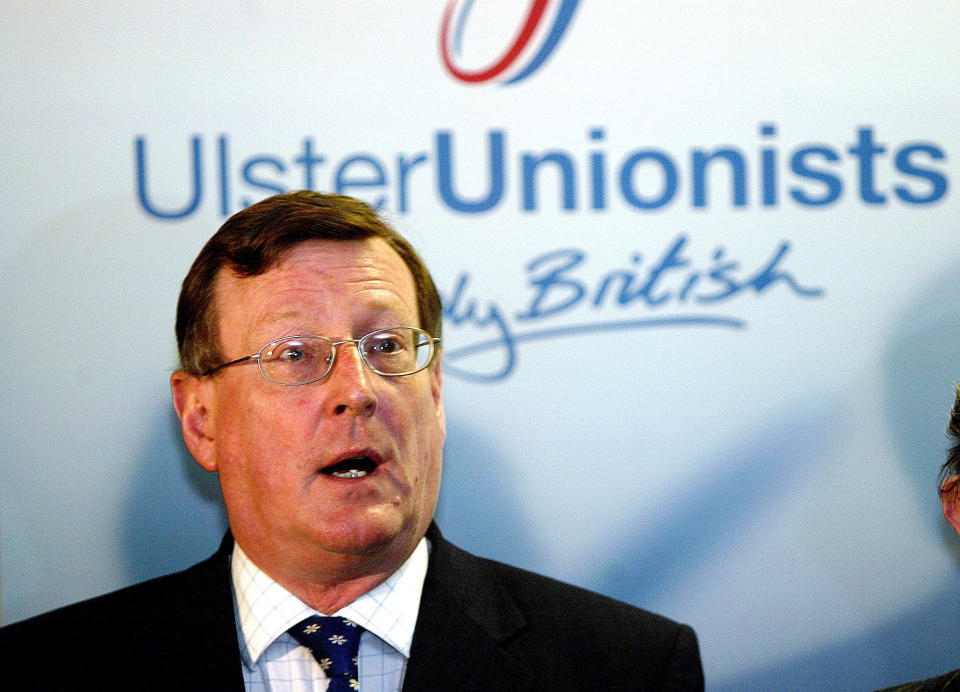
left=321, top=456, right=378, bottom=479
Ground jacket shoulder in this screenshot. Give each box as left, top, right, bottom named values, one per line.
left=0, top=542, right=242, bottom=690
left=422, top=528, right=704, bottom=691
left=476, top=547, right=697, bottom=653
left=2, top=549, right=226, bottom=636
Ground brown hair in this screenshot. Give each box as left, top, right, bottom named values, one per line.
left=175, top=190, right=442, bottom=375
left=940, top=384, right=960, bottom=494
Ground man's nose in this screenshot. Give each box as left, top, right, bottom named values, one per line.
left=325, top=342, right=377, bottom=416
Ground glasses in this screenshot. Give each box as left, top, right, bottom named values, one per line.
left=203, top=326, right=441, bottom=386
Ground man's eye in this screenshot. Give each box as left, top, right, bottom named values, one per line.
left=373, top=338, right=402, bottom=354
left=279, top=347, right=306, bottom=362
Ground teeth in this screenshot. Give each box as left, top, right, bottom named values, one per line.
left=332, top=469, right=367, bottom=479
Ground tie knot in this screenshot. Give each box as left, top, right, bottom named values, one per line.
left=288, top=615, right=363, bottom=687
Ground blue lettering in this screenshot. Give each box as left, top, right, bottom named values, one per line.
left=241, top=156, right=286, bottom=205
left=516, top=249, right=586, bottom=320
left=746, top=242, right=824, bottom=296
left=335, top=154, right=387, bottom=209
left=697, top=241, right=823, bottom=301
left=619, top=150, right=678, bottom=210
left=218, top=135, right=230, bottom=216
left=593, top=253, right=641, bottom=307
left=625, top=235, right=692, bottom=306
left=848, top=127, right=886, bottom=204
left=440, top=235, right=822, bottom=382
left=760, top=123, right=778, bottom=206
left=789, top=146, right=842, bottom=205
left=692, top=148, right=747, bottom=208
left=521, top=151, right=576, bottom=211
left=589, top=127, right=607, bottom=210
left=894, top=143, right=948, bottom=204
left=293, top=137, right=326, bottom=191
left=135, top=135, right=202, bottom=219
left=698, top=247, right=740, bottom=300
left=396, top=153, right=429, bottom=213
left=436, top=129, right=505, bottom=213
left=441, top=273, right=517, bottom=382
left=133, top=125, right=951, bottom=220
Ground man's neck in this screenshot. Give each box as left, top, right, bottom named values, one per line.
left=285, top=569, right=394, bottom=614
left=234, top=534, right=418, bottom=614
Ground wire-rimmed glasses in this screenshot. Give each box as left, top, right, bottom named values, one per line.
left=202, top=326, right=441, bottom=386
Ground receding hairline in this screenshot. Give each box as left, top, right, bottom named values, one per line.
left=205, top=236, right=430, bottom=358
left=175, top=191, right=442, bottom=375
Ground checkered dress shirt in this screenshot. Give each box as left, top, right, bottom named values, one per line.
left=231, top=538, right=429, bottom=692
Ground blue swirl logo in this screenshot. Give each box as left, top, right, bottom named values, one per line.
left=439, top=0, right=581, bottom=85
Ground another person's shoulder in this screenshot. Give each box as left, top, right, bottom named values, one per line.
left=877, top=669, right=960, bottom=692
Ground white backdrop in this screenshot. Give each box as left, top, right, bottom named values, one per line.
left=3, top=2, right=960, bottom=689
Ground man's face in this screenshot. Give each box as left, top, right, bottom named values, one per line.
left=178, top=238, right=444, bottom=579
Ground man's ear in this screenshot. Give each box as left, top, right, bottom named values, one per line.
left=430, top=357, right=445, bottom=435
left=941, top=475, right=960, bottom=536
left=170, top=370, right=218, bottom=471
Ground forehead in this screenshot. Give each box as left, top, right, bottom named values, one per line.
left=213, top=238, right=418, bottom=340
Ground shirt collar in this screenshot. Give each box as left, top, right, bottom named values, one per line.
left=231, top=537, right=430, bottom=666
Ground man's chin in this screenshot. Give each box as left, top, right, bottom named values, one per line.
left=313, top=506, right=413, bottom=558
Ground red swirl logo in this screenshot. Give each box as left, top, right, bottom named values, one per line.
left=439, top=0, right=581, bottom=85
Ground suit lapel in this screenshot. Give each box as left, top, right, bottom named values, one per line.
left=403, top=525, right=535, bottom=691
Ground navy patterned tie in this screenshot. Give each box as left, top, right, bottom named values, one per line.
left=288, top=616, right=363, bottom=691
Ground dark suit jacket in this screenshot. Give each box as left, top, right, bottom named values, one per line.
left=1, top=525, right=703, bottom=691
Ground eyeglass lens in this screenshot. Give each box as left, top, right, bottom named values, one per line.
left=259, top=327, right=433, bottom=384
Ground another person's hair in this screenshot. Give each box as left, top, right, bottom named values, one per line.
left=175, top=190, right=442, bottom=375
left=939, top=384, right=960, bottom=494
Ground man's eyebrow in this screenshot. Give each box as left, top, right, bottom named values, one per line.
left=262, top=311, right=303, bottom=323
left=249, top=312, right=310, bottom=341
left=257, top=307, right=413, bottom=332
